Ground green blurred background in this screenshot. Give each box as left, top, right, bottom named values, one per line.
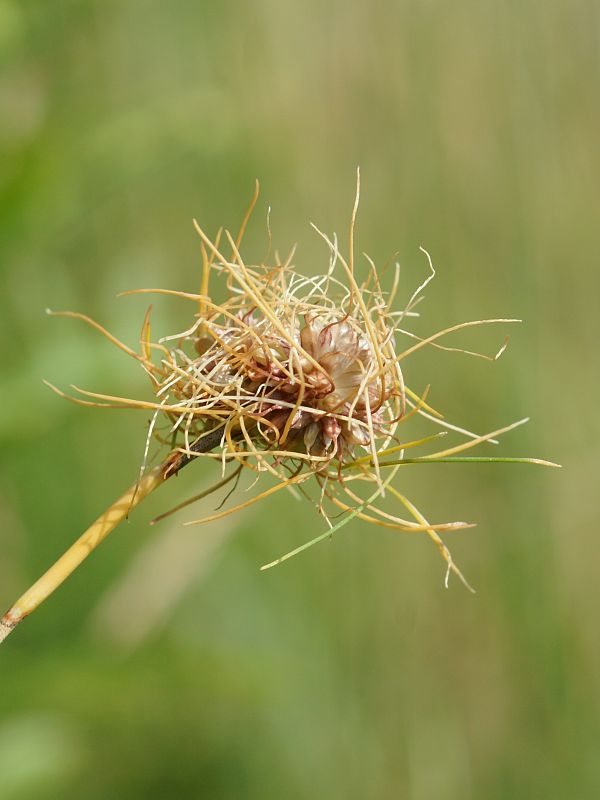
left=1, top=1, right=598, bottom=797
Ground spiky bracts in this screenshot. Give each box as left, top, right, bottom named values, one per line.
left=0, top=174, right=559, bottom=644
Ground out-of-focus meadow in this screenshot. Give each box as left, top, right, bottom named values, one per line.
left=1, top=1, right=599, bottom=797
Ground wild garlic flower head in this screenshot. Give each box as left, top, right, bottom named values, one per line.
left=186, top=264, right=397, bottom=466
left=47, top=176, right=556, bottom=587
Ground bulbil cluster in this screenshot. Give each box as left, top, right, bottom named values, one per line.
left=1, top=176, right=560, bottom=645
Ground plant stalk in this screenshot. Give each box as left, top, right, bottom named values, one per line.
left=0, top=429, right=223, bottom=645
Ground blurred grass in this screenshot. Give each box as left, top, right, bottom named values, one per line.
left=1, top=1, right=599, bottom=798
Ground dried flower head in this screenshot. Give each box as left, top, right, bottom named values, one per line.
left=0, top=172, right=559, bottom=644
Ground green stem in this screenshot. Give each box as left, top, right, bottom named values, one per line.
left=344, top=456, right=561, bottom=470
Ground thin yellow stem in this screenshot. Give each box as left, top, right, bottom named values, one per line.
left=0, top=466, right=166, bottom=644
left=0, top=427, right=226, bottom=645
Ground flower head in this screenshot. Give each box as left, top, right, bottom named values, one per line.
left=1, top=173, right=562, bottom=646
left=0, top=174, right=558, bottom=642
left=45, top=173, right=559, bottom=590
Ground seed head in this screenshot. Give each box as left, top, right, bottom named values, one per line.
left=46, top=173, right=558, bottom=588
